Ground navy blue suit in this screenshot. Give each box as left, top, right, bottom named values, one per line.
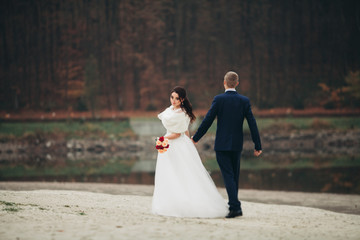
left=193, top=90, right=261, bottom=211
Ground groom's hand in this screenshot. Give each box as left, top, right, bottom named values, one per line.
left=254, top=150, right=262, bottom=157
left=191, top=137, right=197, bottom=144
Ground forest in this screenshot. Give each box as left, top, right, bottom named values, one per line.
left=1, top=0, right=359, bottom=112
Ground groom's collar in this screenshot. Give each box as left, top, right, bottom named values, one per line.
left=225, top=88, right=236, bottom=92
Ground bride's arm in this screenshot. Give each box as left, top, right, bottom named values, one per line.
left=185, top=130, right=190, bottom=137
left=165, top=133, right=181, bottom=140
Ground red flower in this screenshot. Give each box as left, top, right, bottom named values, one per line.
left=155, top=136, right=169, bottom=153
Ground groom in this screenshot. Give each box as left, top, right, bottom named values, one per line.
left=192, top=71, right=262, bottom=218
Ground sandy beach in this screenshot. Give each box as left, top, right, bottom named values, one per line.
left=0, top=182, right=360, bottom=240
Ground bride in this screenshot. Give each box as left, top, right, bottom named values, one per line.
left=152, top=86, right=229, bottom=218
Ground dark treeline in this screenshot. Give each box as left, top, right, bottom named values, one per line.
left=1, top=0, right=359, bottom=112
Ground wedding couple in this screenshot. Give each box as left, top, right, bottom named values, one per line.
left=152, top=71, right=262, bottom=218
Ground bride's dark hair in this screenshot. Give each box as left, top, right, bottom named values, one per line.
left=171, top=86, right=196, bottom=123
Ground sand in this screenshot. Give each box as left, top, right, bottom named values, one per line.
left=0, top=183, right=360, bottom=240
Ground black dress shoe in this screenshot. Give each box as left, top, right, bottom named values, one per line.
left=226, top=210, right=243, bottom=218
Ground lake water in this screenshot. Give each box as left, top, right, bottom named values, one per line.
left=2, top=154, right=358, bottom=194
left=0, top=119, right=359, bottom=194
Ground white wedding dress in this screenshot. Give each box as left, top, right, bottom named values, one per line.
left=152, top=106, right=229, bottom=218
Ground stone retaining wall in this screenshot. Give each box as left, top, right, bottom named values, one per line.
left=0, top=130, right=359, bottom=162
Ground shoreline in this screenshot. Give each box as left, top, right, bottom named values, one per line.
left=0, top=186, right=359, bottom=240
left=1, top=108, right=360, bottom=122
left=0, top=181, right=359, bottom=215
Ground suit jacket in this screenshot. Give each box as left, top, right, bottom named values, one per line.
left=193, top=91, right=262, bottom=152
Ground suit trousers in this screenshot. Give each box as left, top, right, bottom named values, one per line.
left=216, top=151, right=242, bottom=211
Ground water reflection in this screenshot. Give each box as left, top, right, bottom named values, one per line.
left=0, top=120, right=359, bottom=194
left=0, top=151, right=359, bottom=194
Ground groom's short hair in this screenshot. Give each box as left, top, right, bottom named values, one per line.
left=224, top=71, right=239, bottom=88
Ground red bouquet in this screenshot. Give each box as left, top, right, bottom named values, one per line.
left=155, top=136, right=169, bottom=153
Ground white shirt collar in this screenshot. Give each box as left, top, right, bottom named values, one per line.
left=225, top=88, right=236, bottom=92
